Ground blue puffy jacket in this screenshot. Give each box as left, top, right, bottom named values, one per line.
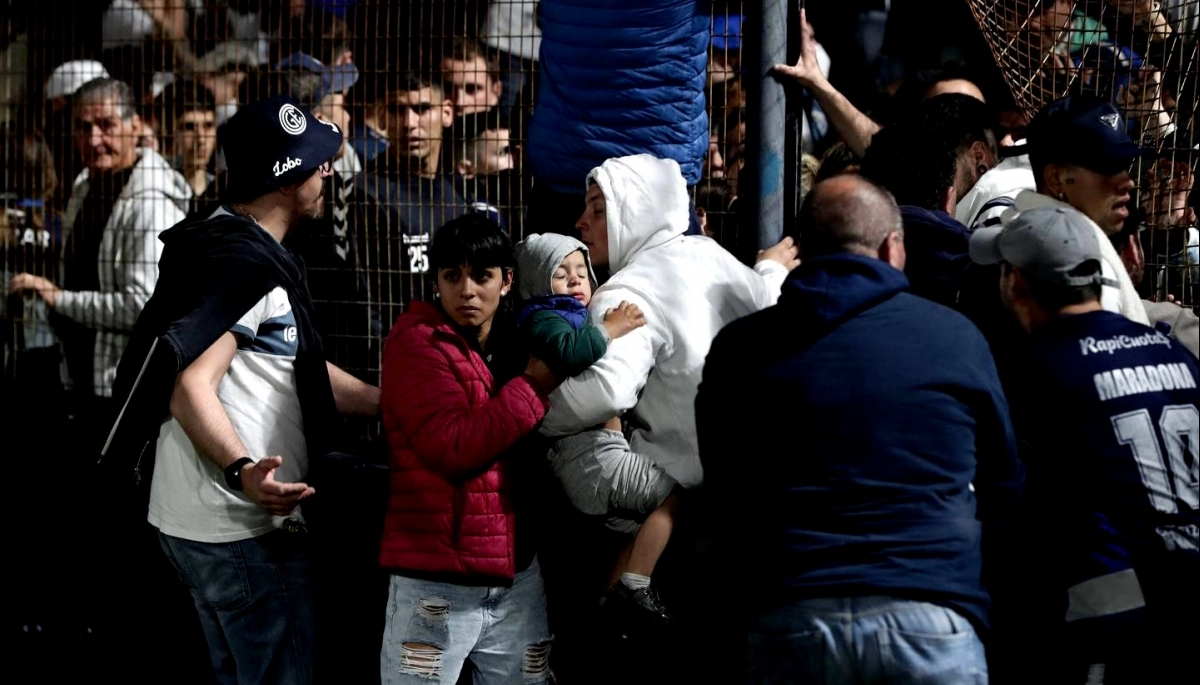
left=528, top=0, right=710, bottom=193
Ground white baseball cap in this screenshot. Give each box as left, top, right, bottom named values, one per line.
left=45, top=60, right=110, bottom=100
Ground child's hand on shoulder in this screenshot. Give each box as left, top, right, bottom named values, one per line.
left=602, top=301, right=646, bottom=339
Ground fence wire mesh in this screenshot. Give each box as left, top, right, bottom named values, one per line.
left=967, top=0, right=1199, bottom=304
left=0, top=0, right=1195, bottom=400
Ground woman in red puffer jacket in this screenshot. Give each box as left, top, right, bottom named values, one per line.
left=378, top=214, right=559, bottom=684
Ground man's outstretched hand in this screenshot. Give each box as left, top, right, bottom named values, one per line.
left=757, top=236, right=801, bottom=271
left=241, top=456, right=314, bottom=517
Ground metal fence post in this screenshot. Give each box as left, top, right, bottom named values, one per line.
left=740, top=0, right=794, bottom=254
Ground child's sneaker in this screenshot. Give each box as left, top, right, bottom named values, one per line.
left=599, top=582, right=675, bottom=638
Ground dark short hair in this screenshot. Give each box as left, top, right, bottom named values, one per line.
left=816, top=141, right=860, bottom=181
left=860, top=123, right=957, bottom=209
left=156, top=78, right=218, bottom=131
left=439, top=38, right=497, bottom=72
left=695, top=178, right=735, bottom=242
left=430, top=213, right=514, bottom=273
left=891, top=65, right=984, bottom=115
left=914, top=93, right=999, bottom=158
left=385, top=72, right=445, bottom=101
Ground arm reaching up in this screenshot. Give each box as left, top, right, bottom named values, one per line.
left=773, top=9, right=881, bottom=157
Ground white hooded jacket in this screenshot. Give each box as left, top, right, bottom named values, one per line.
left=540, top=155, right=788, bottom=487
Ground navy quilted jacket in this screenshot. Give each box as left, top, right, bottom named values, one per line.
left=528, top=0, right=711, bottom=193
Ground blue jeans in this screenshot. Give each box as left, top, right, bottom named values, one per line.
left=747, top=596, right=987, bottom=685
left=381, top=559, right=552, bottom=684
left=158, top=528, right=316, bottom=685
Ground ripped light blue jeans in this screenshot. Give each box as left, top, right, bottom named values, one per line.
left=747, top=596, right=988, bottom=685
left=381, top=558, right=552, bottom=684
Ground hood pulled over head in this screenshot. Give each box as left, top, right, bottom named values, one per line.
left=514, top=232, right=598, bottom=300
left=587, top=154, right=691, bottom=273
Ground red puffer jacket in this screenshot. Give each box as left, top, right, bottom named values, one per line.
left=379, top=301, right=549, bottom=580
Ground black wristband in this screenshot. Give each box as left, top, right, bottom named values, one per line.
left=224, top=457, right=255, bottom=492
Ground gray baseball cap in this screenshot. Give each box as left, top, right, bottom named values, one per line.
left=969, top=206, right=1106, bottom=287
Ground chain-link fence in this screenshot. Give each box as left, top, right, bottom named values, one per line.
left=1, top=0, right=1195, bottom=396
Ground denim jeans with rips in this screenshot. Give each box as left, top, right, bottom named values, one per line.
left=746, top=595, right=988, bottom=685
left=158, top=526, right=316, bottom=685
left=381, top=558, right=553, bottom=685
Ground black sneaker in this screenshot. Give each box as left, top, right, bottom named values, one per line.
left=599, top=582, right=675, bottom=638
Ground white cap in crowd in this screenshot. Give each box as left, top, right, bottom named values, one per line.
left=45, top=60, right=110, bottom=100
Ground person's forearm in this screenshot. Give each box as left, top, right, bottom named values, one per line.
left=807, top=78, right=882, bottom=158
left=54, top=288, right=149, bottom=331
left=327, top=361, right=381, bottom=417
left=534, top=322, right=608, bottom=378
left=1142, top=109, right=1175, bottom=142
left=169, top=376, right=248, bottom=470
left=139, top=0, right=188, bottom=40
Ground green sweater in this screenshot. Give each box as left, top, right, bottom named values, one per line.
left=522, top=309, right=608, bottom=379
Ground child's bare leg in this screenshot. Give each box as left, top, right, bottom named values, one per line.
left=625, top=493, right=679, bottom=578
left=608, top=539, right=635, bottom=589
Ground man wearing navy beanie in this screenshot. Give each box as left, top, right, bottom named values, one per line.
left=105, top=95, right=380, bottom=685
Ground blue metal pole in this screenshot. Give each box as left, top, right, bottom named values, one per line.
left=741, top=0, right=790, bottom=253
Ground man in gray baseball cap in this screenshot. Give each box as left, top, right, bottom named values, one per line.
left=972, top=203, right=1199, bottom=683
left=970, top=204, right=1111, bottom=325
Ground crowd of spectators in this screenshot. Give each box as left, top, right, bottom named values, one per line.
left=1, top=1, right=1196, bottom=684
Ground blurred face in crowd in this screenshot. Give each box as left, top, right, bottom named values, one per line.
left=459, top=127, right=513, bottom=177
left=314, top=91, right=351, bottom=154
left=441, top=55, right=501, bottom=117
left=709, top=52, right=740, bottom=85
left=75, top=97, right=141, bottom=173
left=1051, top=162, right=1136, bottom=234
left=704, top=133, right=726, bottom=179
left=725, top=105, right=747, bottom=164
left=174, top=109, right=218, bottom=172
left=998, top=107, right=1029, bottom=146
left=384, top=87, right=454, bottom=172
left=576, top=183, right=610, bottom=269
left=1027, top=0, right=1074, bottom=52
left=436, top=263, right=512, bottom=330
left=1143, top=157, right=1197, bottom=229
left=551, top=250, right=592, bottom=304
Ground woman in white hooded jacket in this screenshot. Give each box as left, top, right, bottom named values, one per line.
left=540, top=154, right=797, bottom=488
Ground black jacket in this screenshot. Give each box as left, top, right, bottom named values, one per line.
left=102, top=209, right=335, bottom=484
left=898, top=205, right=972, bottom=308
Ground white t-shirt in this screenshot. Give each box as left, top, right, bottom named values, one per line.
left=148, top=286, right=307, bottom=543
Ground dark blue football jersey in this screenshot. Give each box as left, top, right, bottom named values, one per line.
left=1001, top=310, right=1198, bottom=685
left=1014, top=311, right=1198, bottom=600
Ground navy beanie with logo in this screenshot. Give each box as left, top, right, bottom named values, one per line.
left=220, top=95, right=342, bottom=201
